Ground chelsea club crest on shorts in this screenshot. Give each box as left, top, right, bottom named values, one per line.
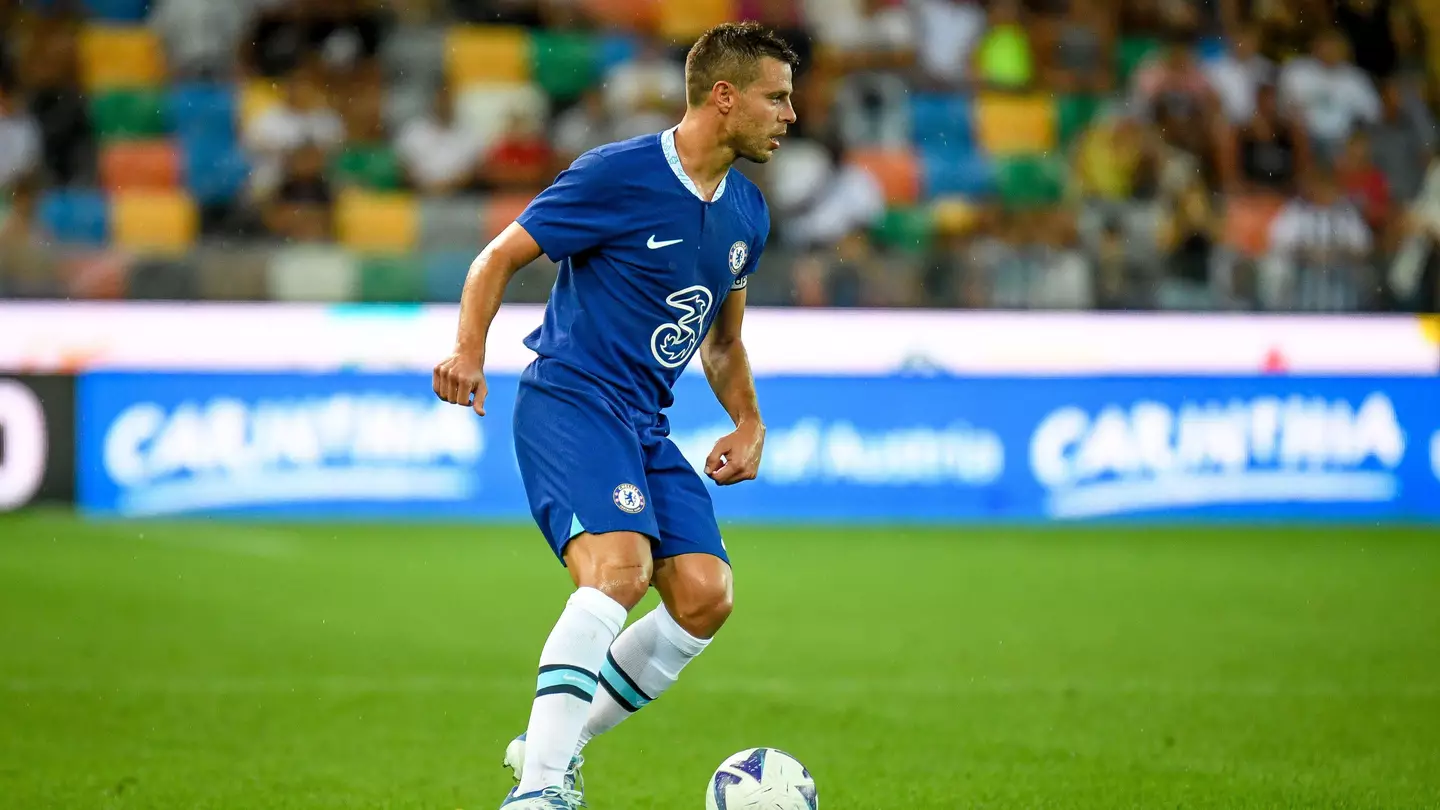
left=613, top=483, right=646, bottom=514
left=728, top=241, right=748, bottom=275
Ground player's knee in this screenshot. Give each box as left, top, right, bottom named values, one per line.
left=566, top=531, right=654, bottom=609
left=670, top=581, right=733, bottom=639
left=588, top=564, right=651, bottom=609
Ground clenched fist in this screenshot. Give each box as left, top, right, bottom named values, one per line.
left=433, top=351, right=488, bottom=416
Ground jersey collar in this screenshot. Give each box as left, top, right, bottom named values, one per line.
left=661, top=125, right=727, bottom=203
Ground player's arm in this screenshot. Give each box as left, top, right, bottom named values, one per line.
left=700, top=287, right=765, bottom=485
left=432, top=222, right=542, bottom=415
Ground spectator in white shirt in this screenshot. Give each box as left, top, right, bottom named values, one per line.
left=0, top=81, right=41, bottom=193
left=1263, top=170, right=1374, bottom=310
left=911, top=0, right=986, bottom=89
left=243, top=67, right=345, bottom=201
left=1277, top=29, right=1380, bottom=164
left=1204, top=24, right=1275, bottom=124
left=395, top=83, right=484, bottom=195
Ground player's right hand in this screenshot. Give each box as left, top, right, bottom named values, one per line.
left=432, top=351, right=488, bottom=416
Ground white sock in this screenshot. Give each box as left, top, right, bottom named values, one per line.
left=517, top=587, right=627, bottom=794
left=576, top=603, right=711, bottom=752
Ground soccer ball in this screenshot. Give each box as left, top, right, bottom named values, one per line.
left=704, top=747, right=817, bottom=810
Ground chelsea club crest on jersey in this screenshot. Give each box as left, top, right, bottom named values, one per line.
left=728, top=241, right=748, bottom=276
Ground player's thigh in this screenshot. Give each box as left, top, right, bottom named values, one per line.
left=563, top=530, right=654, bottom=608
left=643, top=437, right=729, bottom=565
left=512, top=381, right=660, bottom=562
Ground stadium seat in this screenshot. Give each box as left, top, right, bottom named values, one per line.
left=920, top=146, right=995, bottom=198
left=582, top=0, right=658, bottom=32
left=530, top=31, right=601, bottom=101
left=420, top=197, right=485, bottom=248
left=38, top=189, right=110, bottom=246
left=658, top=0, right=734, bottom=40
left=482, top=191, right=534, bottom=240
left=380, top=25, right=445, bottom=84
left=597, top=34, right=641, bottom=74
left=994, top=155, right=1067, bottom=209
left=111, top=190, right=198, bottom=254
left=974, top=94, right=1057, bottom=157
left=1056, top=94, right=1101, bottom=149
left=335, top=190, right=420, bottom=252
left=90, top=88, right=169, bottom=139
left=126, top=256, right=200, bottom=300
left=167, top=84, right=237, bottom=142
left=909, top=93, right=973, bottom=151
left=79, top=26, right=165, bottom=90
left=383, top=80, right=435, bottom=133
left=83, top=0, right=149, bottom=20
left=99, top=140, right=181, bottom=191
left=239, top=80, right=284, bottom=131
left=871, top=206, right=935, bottom=255
left=181, top=135, right=250, bottom=205
left=331, top=145, right=403, bottom=191
left=358, top=255, right=426, bottom=303
left=446, top=26, right=531, bottom=88
left=267, top=245, right=360, bottom=302
left=846, top=148, right=921, bottom=206
left=1116, top=36, right=1160, bottom=86
left=422, top=250, right=475, bottom=302
left=454, top=83, right=551, bottom=152
left=195, top=245, right=271, bottom=301
left=1223, top=193, right=1286, bottom=258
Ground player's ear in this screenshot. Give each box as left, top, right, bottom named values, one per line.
left=713, top=81, right=735, bottom=113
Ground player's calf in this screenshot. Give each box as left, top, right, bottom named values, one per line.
left=515, top=531, right=652, bottom=797
left=577, top=554, right=733, bottom=752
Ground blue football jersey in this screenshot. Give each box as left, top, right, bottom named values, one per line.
left=515, top=126, right=770, bottom=420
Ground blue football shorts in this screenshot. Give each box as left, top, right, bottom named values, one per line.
left=512, top=357, right=729, bottom=567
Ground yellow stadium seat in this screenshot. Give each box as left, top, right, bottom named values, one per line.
left=657, top=0, right=735, bottom=40
left=336, top=190, right=419, bottom=252
left=79, top=26, right=165, bottom=90
left=240, top=80, right=285, bottom=130
left=975, top=94, right=1057, bottom=156
left=446, top=26, right=530, bottom=88
left=111, top=190, right=198, bottom=254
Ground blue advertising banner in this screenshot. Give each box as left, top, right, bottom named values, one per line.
left=76, top=371, right=1440, bottom=522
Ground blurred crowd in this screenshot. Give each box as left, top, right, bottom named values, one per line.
left=1, top=0, right=1439, bottom=312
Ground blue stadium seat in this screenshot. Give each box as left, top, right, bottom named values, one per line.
left=39, top=189, right=110, bottom=246
left=910, top=94, right=973, bottom=151
left=168, top=84, right=237, bottom=142
left=597, top=34, right=639, bottom=75
left=920, top=146, right=995, bottom=198
left=83, top=0, right=151, bottom=22
left=422, top=250, right=475, bottom=303
left=182, top=135, right=249, bottom=205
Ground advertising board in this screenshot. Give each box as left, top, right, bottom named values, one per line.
left=75, top=371, right=1440, bottom=523
left=0, top=375, right=76, bottom=511
left=4, top=302, right=1437, bottom=375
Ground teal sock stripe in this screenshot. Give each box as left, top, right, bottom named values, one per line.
left=535, top=664, right=598, bottom=701
left=599, top=654, right=653, bottom=713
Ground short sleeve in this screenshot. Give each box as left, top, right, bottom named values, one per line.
left=516, top=151, right=624, bottom=261
left=731, top=202, right=769, bottom=292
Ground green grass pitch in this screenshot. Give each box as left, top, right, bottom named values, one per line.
left=2, top=509, right=1438, bottom=809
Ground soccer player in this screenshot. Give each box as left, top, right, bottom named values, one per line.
left=431, top=21, right=799, bottom=810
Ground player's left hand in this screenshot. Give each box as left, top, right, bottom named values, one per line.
left=705, top=422, right=765, bottom=486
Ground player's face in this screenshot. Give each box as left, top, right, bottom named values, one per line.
left=729, top=58, right=796, bottom=164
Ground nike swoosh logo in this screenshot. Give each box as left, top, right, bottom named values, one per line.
left=647, top=236, right=684, bottom=249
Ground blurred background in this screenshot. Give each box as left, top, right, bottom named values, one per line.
left=3, top=2, right=1440, bottom=809
left=0, top=0, right=1439, bottom=311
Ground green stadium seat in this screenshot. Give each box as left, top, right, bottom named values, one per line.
left=1056, top=94, right=1101, bottom=149
left=331, top=145, right=403, bottom=191
left=872, top=206, right=935, bottom=255
left=1115, top=37, right=1160, bottom=87
left=358, top=254, right=425, bottom=303
left=995, top=154, right=1068, bottom=209
left=91, top=88, right=168, bottom=139
left=529, top=31, right=601, bottom=101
